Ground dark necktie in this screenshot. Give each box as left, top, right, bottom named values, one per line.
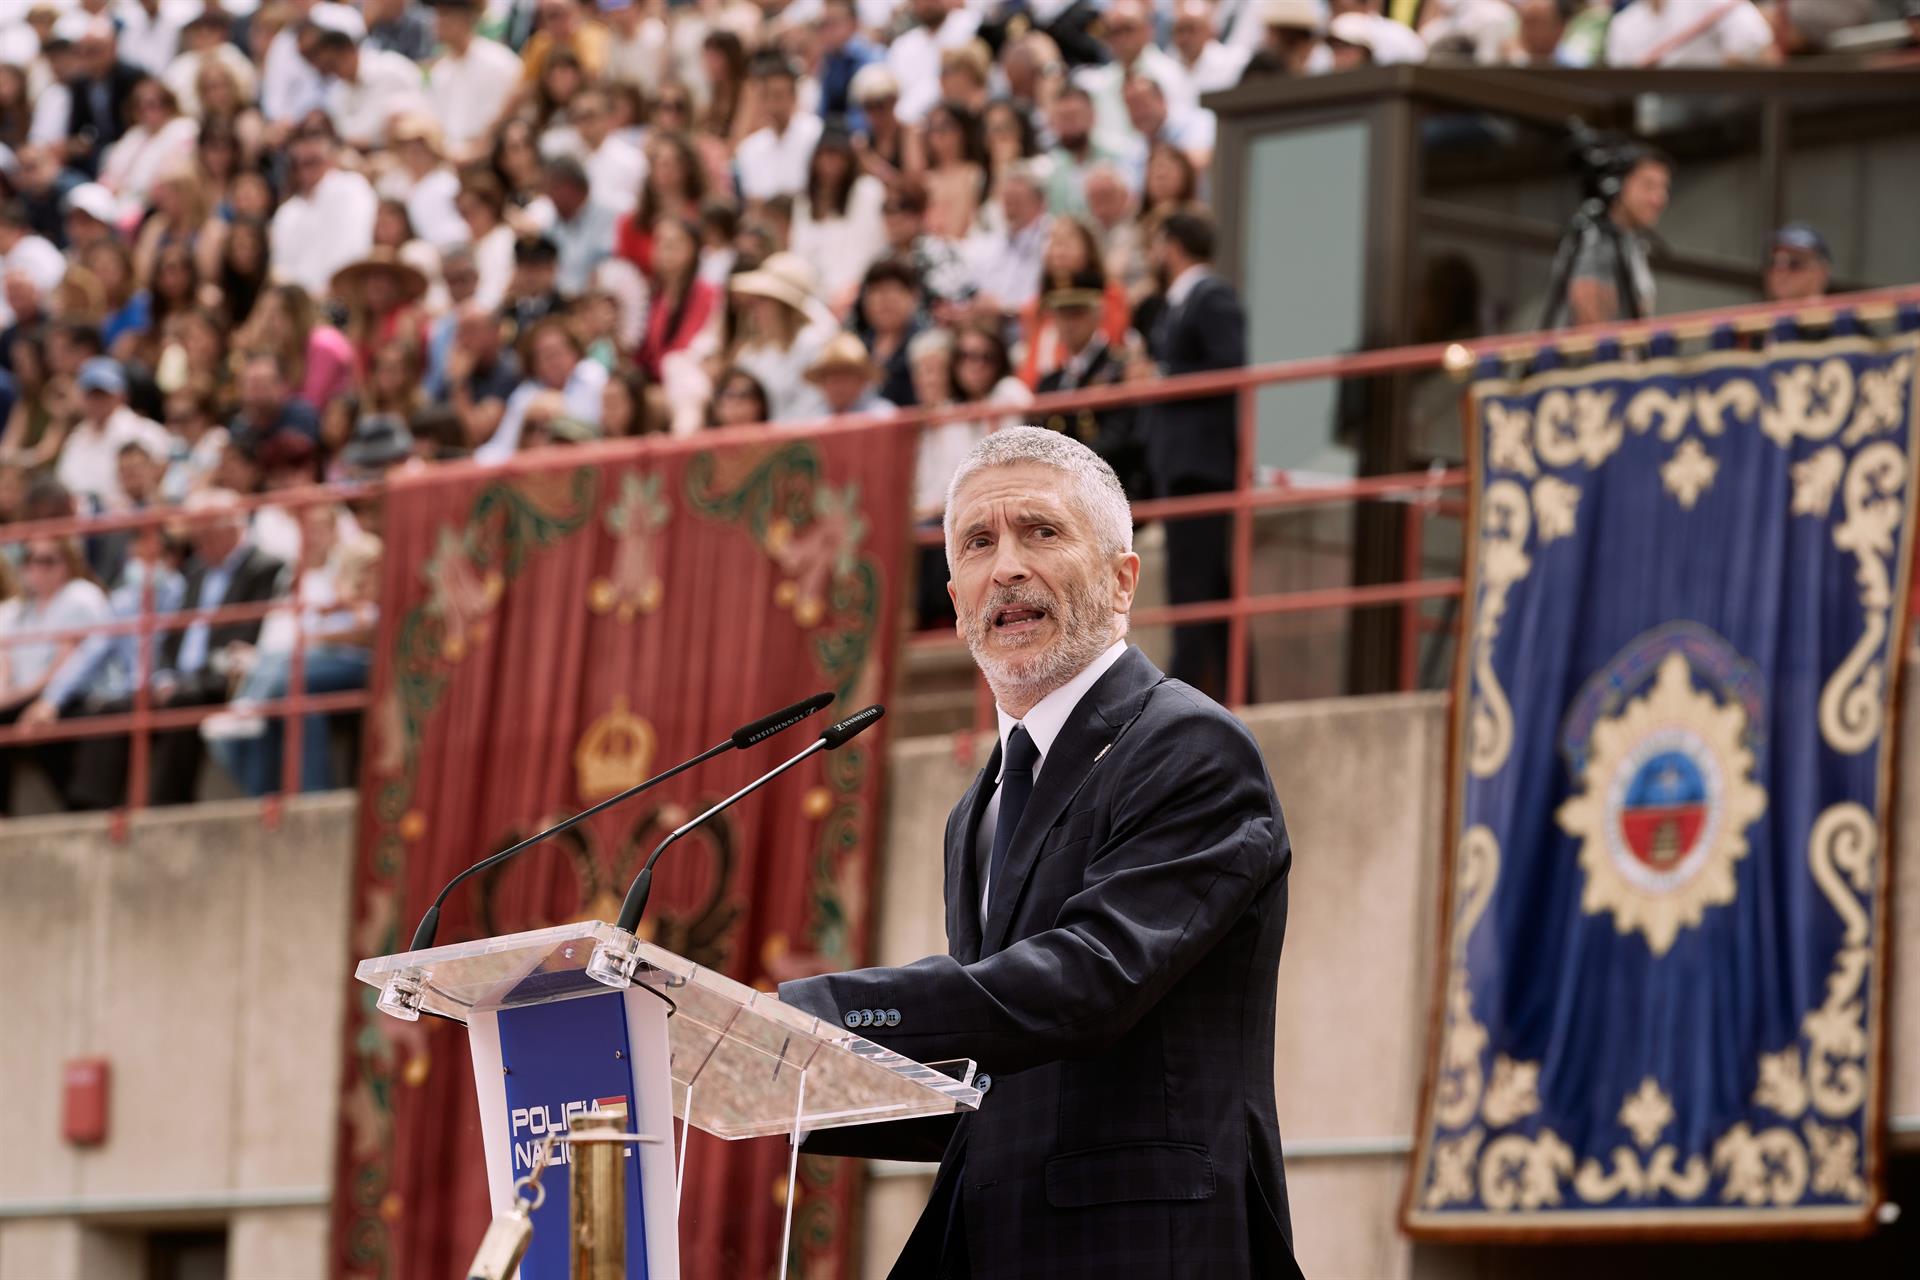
left=988, top=725, right=1039, bottom=917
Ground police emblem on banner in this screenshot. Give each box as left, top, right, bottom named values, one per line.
left=1405, top=327, right=1919, bottom=1236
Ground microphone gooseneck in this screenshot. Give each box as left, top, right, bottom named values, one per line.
left=404, top=692, right=835, bottom=951
left=614, top=705, right=886, bottom=934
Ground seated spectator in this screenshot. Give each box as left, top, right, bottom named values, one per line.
left=159, top=387, right=225, bottom=501
left=338, top=412, right=417, bottom=481
left=66, top=487, right=287, bottom=809
left=922, top=100, right=987, bottom=239
left=203, top=523, right=381, bottom=796
left=229, top=350, right=321, bottom=449
left=1421, top=0, right=1522, bottom=64
left=477, top=317, right=607, bottom=462
left=236, top=284, right=355, bottom=414
left=850, top=64, right=916, bottom=186
left=1077, top=0, right=1198, bottom=153
left=1121, top=73, right=1215, bottom=187
left=725, top=251, right=839, bottom=420
left=0, top=537, right=108, bottom=811
left=379, top=114, right=468, bottom=250
left=269, top=127, right=378, bottom=298
left=888, top=0, right=982, bottom=126
left=99, top=78, right=198, bottom=216
left=424, top=246, right=482, bottom=400
left=427, top=0, right=523, bottom=162
left=707, top=365, right=772, bottom=429
left=787, top=332, right=897, bottom=422
left=615, top=129, right=708, bottom=276
left=1605, top=0, right=1780, bottom=67
left=1171, top=0, right=1253, bottom=94
left=19, top=527, right=184, bottom=790
left=61, top=358, right=161, bottom=512
left=636, top=215, right=719, bottom=380
left=814, top=0, right=882, bottom=126
left=791, top=128, right=887, bottom=311
left=967, top=164, right=1051, bottom=319
left=852, top=256, right=924, bottom=408
left=505, top=235, right=569, bottom=335
left=600, top=364, right=659, bottom=438
left=1326, top=4, right=1431, bottom=66
left=1764, top=223, right=1832, bottom=302
left=90, top=427, right=173, bottom=590
left=1257, top=0, right=1337, bottom=74
left=737, top=51, right=826, bottom=204
left=530, top=156, right=617, bottom=298
left=445, top=304, right=523, bottom=451
left=333, top=251, right=431, bottom=380
left=0, top=199, right=68, bottom=312
left=549, top=86, right=646, bottom=218
left=305, top=18, right=430, bottom=151
left=1044, top=85, right=1121, bottom=221
left=0, top=330, right=68, bottom=472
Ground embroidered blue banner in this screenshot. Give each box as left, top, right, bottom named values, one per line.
left=1405, top=332, right=1917, bottom=1234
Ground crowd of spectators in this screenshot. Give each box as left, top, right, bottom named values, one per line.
left=0, top=0, right=1901, bottom=811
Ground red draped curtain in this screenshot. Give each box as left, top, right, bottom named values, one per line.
left=329, top=424, right=918, bottom=1279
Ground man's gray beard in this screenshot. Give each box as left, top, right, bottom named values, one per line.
left=962, top=574, right=1116, bottom=709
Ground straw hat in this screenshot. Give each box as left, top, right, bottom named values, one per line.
left=729, top=252, right=818, bottom=315
left=389, top=112, right=444, bottom=155
left=331, top=249, right=429, bottom=308
left=805, top=332, right=878, bottom=383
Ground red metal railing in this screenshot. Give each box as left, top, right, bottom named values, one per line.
left=3, top=281, right=1916, bottom=819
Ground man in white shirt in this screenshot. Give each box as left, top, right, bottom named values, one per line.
left=968, top=166, right=1051, bottom=317
left=1075, top=0, right=1199, bottom=155
left=306, top=22, right=428, bottom=150
left=115, top=0, right=182, bottom=77
left=1170, top=0, right=1251, bottom=95
left=546, top=86, right=646, bottom=217
left=886, top=0, right=981, bottom=125
left=269, top=131, right=378, bottom=298
left=1120, top=72, right=1216, bottom=186
left=261, top=0, right=350, bottom=141
left=59, top=358, right=157, bottom=512
left=1605, top=0, right=1780, bottom=67
left=427, top=0, right=523, bottom=162
left=735, top=52, right=825, bottom=203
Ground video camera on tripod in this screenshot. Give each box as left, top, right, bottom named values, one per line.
left=1539, top=120, right=1665, bottom=328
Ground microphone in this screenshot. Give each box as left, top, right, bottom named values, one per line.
left=402, top=692, right=834, bottom=953
left=612, top=705, right=886, bottom=935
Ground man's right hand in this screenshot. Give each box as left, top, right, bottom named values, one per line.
left=19, top=698, right=58, bottom=728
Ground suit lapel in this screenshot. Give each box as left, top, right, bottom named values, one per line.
left=947, top=743, right=998, bottom=965
left=979, top=648, right=1165, bottom=956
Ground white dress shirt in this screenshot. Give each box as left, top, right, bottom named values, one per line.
left=269, top=167, right=379, bottom=297
left=975, top=639, right=1129, bottom=919
left=1605, top=0, right=1775, bottom=68
left=115, top=1, right=183, bottom=77
left=1181, top=40, right=1252, bottom=96
left=429, top=36, right=524, bottom=154
left=886, top=10, right=982, bottom=125
left=734, top=114, right=825, bottom=202
left=260, top=27, right=328, bottom=124
left=327, top=48, right=428, bottom=149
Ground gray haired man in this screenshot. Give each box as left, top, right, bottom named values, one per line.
left=782, top=427, right=1300, bottom=1280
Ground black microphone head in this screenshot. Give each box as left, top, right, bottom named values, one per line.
left=821, top=704, right=885, bottom=749
left=731, top=691, right=835, bottom=748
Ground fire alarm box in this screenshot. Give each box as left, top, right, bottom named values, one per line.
left=62, top=1058, right=109, bottom=1146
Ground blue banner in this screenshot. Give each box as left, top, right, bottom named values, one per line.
left=1406, top=332, right=1917, bottom=1234
left=498, top=993, right=651, bottom=1276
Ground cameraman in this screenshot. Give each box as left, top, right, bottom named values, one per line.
left=1549, top=147, right=1672, bottom=328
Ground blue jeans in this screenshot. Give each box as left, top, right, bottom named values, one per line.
left=209, top=646, right=371, bottom=795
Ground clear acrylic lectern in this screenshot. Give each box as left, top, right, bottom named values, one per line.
left=356, top=921, right=980, bottom=1280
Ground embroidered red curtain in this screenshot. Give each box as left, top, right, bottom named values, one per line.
left=328, top=425, right=918, bottom=1279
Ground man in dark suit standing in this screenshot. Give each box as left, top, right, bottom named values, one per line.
left=781, top=427, right=1299, bottom=1280
left=1142, top=210, right=1247, bottom=701
left=69, top=489, right=287, bottom=808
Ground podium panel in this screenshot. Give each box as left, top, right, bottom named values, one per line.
left=356, top=920, right=981, bottom=1139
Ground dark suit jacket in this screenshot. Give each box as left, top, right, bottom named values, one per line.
left=159, top=545, right=286, bottom=704
left=1144, top=272, right=1248, bottom=496
left=63, top=61, right=145, bottom=173
left=782, top=648, right=1300, bottom=1280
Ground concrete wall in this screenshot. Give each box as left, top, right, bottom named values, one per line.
left=0, top=795, right=355, bottom=1280
left=2, top=687, right=1916, bottom=1279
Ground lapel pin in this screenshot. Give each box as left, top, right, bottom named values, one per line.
left=1093, top=743, right=1112, bottom=763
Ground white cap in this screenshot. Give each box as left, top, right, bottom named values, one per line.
left=849, top=63, right=899, bottom=105
left=307, top=2, right=368, bottom=39
left=66, top=182, right=119, bottom=225
left=1331, top=12, right=1428, bottom=64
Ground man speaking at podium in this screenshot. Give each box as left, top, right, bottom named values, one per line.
left=780, top=427, right=1300, bottom=1279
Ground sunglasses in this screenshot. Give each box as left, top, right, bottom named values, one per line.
left=24, top=552, right=62, bottom=568
left=957, top=348, right=995, bottom=363
left=1771, top=253, right=1820, bottom=271
left=656, top=99, right=689, bottom=113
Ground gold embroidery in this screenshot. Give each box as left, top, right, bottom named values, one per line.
left=1791, top=447, right=1845, bottom=517
left=1482, top=1056, right=1542, bottom=1128
left=1661, top=438, right=1719, bottom=509
left=1467, top=483, right=1530, bottom=777
left=1432, top=827, right=1500, bottom=1131
left=1713, top=1124, right=1809, bottom=1206
left=1821, top=444, right=1906, bottom=754
left=1531, top=476, right=1580, bottom=544
left=1480, top=1132, right=1575, bottom=1212
left=1760, top=358, right=1855, bottom=447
